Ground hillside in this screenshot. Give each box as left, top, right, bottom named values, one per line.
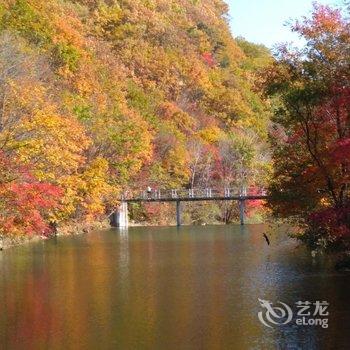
left=0, top=0, right=271, bottom=233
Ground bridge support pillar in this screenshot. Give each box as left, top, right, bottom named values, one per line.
left=111, top=202, right=129, bottom=228
left=176, top=200, right=181, bottom=227
left=239, top=199, right=245, bottom=225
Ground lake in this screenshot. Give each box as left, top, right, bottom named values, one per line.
left=0, top=225, right=349, bottom=349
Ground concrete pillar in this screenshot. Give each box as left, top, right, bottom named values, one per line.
left=176, top=200, right=181, bottom=227
left=239, top=199, right=245, bottom=225
left=111, top=202, right=129, bottom=228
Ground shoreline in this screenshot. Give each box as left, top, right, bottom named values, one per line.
left=0, top=221, right=268, bottom=250
left=0, top=220, right=259, bottom=250
left=0, top=220, right=110, bottom=250
left=2, top=222, right=349, bottom=271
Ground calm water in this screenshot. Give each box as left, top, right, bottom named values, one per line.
left=0, top=225, right=349, bottom=350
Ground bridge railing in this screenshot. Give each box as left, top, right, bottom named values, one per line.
left=121, top=188, right=267, bottom=201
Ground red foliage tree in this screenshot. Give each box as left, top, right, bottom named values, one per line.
left=0, top=152, right=62, bottom=236
left=264, top=4, right=350, bottom=251
left=202, top=52, right=216, bottom=68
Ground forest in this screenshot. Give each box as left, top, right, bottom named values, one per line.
left=0, top=0, right=349, bottom=254
left=0, top=0, right=271, bottom=234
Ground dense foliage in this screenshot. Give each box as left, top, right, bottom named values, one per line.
left=264, top=4, right=350, bottom=252
left=0, top=0, right=271, bottom=235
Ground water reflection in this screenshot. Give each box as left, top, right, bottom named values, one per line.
left=0, top=225, right=349, bottom=349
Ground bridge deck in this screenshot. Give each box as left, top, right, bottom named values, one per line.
left=123, top=195, right=268, bottom=203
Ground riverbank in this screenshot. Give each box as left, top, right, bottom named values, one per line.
left=2, top=221, right=350, bottom=272
left=0, top=220, right=110, bottom=250
left=0, top=220, right=236, bottom=250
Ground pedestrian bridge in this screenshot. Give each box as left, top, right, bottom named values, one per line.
left=122, top=188, right=267, bottom=202
left=111, top=188, right=268, bottom=228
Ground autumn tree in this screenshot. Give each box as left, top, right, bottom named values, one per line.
left=264, top=4, right=350, bottom=251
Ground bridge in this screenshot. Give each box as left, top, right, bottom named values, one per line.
left=111, top=188, right=268, bottom=228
